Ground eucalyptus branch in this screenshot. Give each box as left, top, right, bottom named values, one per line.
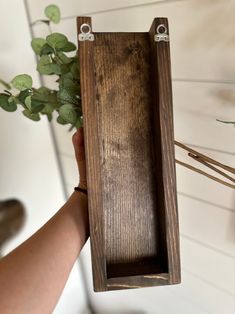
left=0, top=4, right=82, bottom=129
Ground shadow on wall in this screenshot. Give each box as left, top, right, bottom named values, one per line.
left=184, top=0, right=235, bottom=49
left=210, top=87, right=235, bottom=122
left=214, top=89, right=235, bottom=106
left=0, top=199, right=26, bottom=257
left=175, top=85, right=235, bottom=122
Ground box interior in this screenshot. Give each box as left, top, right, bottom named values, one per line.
left=94, top=33, right=168, bottom=279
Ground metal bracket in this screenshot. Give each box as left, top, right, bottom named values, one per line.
left=78, top=23, right=94, bottom=42
left=154, top=24, right=169, bottom=42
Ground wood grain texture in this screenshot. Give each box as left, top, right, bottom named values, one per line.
left=149, top=18, right=181, bottom=284
left=94, top=32, right=159, bottom=273
left=77, top=17, right=180, bottom=292
left=77, top=17, right=107, bottom=292
left=107, top=273, right=169, bottom=290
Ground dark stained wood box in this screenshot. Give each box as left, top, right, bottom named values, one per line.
left=77, top=16, right=181, bottom=292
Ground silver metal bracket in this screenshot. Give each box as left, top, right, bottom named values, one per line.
left=78, top=23, right=94, bottom=42
left=154, top=24, right=169, bottom=42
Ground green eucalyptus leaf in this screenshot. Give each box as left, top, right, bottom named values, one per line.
left=18, top=89, right=32, bottom=104
left=61, top=42, right=77, bottom=52
left=57, top=115, right=68, bottom=125
left=44, top=5, right=61, bottom=24
left=31, top=96, right=42, bottom=104
left=31, top=104, right=45, bottom=114
left=62, top=72, right=73, bottom=80
left=5, top=102, right=17, bottom=112
left=8, top=95, right=16, bottom=103
left=33, top=90, right=58, bottom=110
left=58, top=73, right=75, bottom=88
left=46, top=33, right=68, bottom=50
left=42, top=103, right=53, bottom=115
left=36, top=86, right=51, bottom=95
left=30, top=96, right=45, bottom=113
left=59, top=77, right=75, bottom=89
left=32, top=94, right=48, bottom=104
left=11, top=74, right=33, bottom=91
left=40, top=44, right=54, bottom=56
left=57, top=51, right=73, bottom=64
left=57, top=88, right=70, bottom=104
left=70, top=62, right=79, bottom=79
left=59, top=104, right=77, bottom=124
left=41, top=104, right=54, bottom=121
left=25, top=95, right=32, bottom=110
left=37, top=55, right=61, bottom=75
left=0, top=93, right=9, bottom=105
left=31, top=38, right=47, bottom=55
left=47, top=96, right=59, bottom=108
left=75, top=116, right=83, bottom=128
left=60, top=64, right=70, bottom=75
left=23, top=109, right=40, bottom=121
left=57, top=86, right=80, bottom=105
left=33, top=93, right=55, bottom=107
left=0, top=94, right=17, bottom=112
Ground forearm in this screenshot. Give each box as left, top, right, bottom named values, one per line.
left=0, top=191, right=89, bottom=314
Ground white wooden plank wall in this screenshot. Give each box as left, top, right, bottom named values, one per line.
left=26, top=0, right=235, bottom=313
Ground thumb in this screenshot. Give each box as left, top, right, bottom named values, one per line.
left=72, top=128, right=85, bottom=162
left=72, top=128, right=87, bottom=189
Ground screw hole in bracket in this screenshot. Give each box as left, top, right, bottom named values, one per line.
left=78, top=23, right=94, bottom=42
left=154, top=24, right=169, bottom=42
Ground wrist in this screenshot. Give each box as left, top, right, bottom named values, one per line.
left=61, top=192, right=89, bottom=250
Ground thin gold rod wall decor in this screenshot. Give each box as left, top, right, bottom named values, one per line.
left=175, top=141, right=235, bottom=189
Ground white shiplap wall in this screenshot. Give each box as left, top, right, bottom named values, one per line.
left=25, top=0, right=235, bottom=313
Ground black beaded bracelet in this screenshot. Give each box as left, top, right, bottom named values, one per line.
left=74, top=186, right=88, bottom=195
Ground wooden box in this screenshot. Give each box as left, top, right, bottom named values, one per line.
left=77, top=17, right=180, bottom=292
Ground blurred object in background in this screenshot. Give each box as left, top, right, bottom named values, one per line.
left=0, top=199, right=25, bottom=257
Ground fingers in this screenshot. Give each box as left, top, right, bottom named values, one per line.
left=72, top=128, right=87, bottom=189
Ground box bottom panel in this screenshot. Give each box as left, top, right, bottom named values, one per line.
left=107, top=257, right=167, bottom=278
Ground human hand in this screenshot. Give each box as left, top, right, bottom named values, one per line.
left=72, top=128, right=87, bottom=190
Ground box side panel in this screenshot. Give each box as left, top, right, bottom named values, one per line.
left=149, top=18, right=181, bottom=284
left=77, top=17, right=107, bottom=292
